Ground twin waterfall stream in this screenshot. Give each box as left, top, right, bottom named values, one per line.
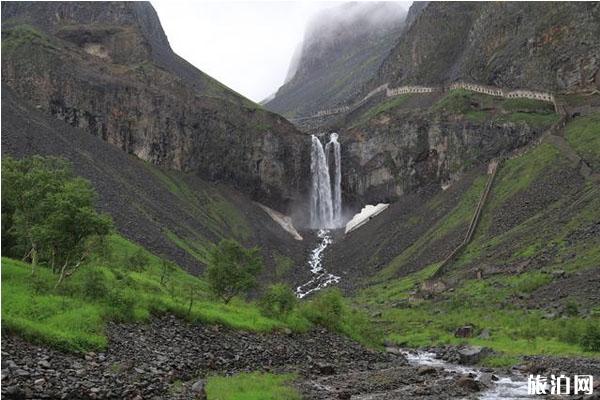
left=296, top=133, right=343, bottom=298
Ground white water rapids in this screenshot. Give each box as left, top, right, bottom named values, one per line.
left=403, top=350, right=532, bottom=400
left=296, top=229, right=340, bottom=298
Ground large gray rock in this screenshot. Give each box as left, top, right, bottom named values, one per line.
left=457, top=346, right=491, bottom=365
left=191, top=379, right=206, bottom=399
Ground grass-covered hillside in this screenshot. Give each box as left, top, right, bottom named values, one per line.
left=350, top=113, right=600, bottom=364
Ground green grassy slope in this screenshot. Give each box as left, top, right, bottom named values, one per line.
left=1, top=235, right=311, bottom=352
left=354, top=119, right=600, bottom=362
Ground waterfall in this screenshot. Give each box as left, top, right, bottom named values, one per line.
left=301, top=133, right=343, bottom=297
left=310, top=133, right=342, bottom=229
left=326, top=132, right=342, bottom=224
left=310, top=135, right=334, bottom=229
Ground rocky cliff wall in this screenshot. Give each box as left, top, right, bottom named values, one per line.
left=339, top=114, right=547, bottom=206
left=1, top=2, right=310, bottom=209
left=373, top=2, right=600, bottom=93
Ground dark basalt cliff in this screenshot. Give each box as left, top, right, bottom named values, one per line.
left=339, top=111, right=546, bottom=206
left=265, top=2, right=407, bottom=119
left=1, top=1, right=310, bottom=210
left=373, top=2, right=600, bottom=92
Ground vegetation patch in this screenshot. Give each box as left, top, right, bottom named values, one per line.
left=2, top=24, right=57, bottom=53
left=205, top=372, right=300, bottom=400
left=433, top=89, right=474, bottom=114
left=376, top=174, right=485, bottom=280
left=353, top=94, right=413, bottom=126
left=565, top=113, right=600, bottom=170
left=501, top=98, right=555, bottom=114
left=495, top=112, right=560, bottom=127
left=1, top=235, right=295, bottom=352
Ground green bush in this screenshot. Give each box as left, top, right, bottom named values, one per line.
left=126, top=249, right=150, bottom=272
left=106, top=288, right=137, bottom=321
left=301, top=288, right=344, bottom=330
left=259, top=284, right=297, bottom=318
left=82, top=269, right=108, bottom=300
left=565, top=301, right=579, bottom=317
left=205, top=239, right=263, bottom=303
left=580, top=321, right=600, bottom=352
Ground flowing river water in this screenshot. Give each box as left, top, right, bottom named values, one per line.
left=402, top=350, right=532, bottom=400
left=296, top=229, right=340, bottom=298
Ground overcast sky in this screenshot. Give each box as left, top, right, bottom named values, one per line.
left=152, top=1, right=342, bottom=102
left=152, top=1, right=411, bottom=103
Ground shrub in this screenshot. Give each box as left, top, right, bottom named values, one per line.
left=82, top=269, right=108, bottom=300
left=160, top=258, right=177, bottom=286
left=106, top=289, right=136, bottom=321
left=126, top=249, right=150, bottom=272
left=259, top=284, right=297, bottom=318
left=205, top=239, right=263, bottom=303
left=301, top=288, right=344, bottom=330
left=580, top=322, right=600, bottom=352
left=565, top=301, right=579, bottom=317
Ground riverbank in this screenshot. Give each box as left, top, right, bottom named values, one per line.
left=4, top=315, right=599, bottom=399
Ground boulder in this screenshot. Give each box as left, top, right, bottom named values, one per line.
left=457, top=346, right=491, bottom=365
left=478, top=328, right=491, bottom=339
left=316, top=363, right=336, bottom=375
left=454, top=326, right=474, bottom=338
left=417, top=366, right=437, bottom=375
left=457, top=375, right=482, bottom=391
left=478, top=372, right=499, bottom=387
left=191, top=379, right=206, bottom=399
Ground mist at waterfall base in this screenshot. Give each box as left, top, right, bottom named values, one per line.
left=296, top=133, right=344, bottom=298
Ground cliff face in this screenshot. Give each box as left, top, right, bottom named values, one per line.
left=340, top=114, right=545, bottom=205
left=373, top=2, right=600, bottom=93
left=1, top=1, right=310, bottom=209
left=265, top=2, right=407, bottom=119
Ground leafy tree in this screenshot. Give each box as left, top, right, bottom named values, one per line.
left=205, top=239, right=263, bottom=304
left=1, top=156, right=113, bottom=285
left=259, top=283, right=297, bottom=318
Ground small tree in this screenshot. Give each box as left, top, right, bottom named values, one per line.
left=160, top=258, right=177, bottom=286
left=205, top=239, right=263, bottom=304
left=259, top=283, right=297, bottom=318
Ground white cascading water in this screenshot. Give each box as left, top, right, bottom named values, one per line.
left=298, top=133, right=343, bottom=298
left=325, top=132, right=342, bottom=224
left=310, top=135, right=334, bottom=229
left=296, top=229, right=340, bottom=298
